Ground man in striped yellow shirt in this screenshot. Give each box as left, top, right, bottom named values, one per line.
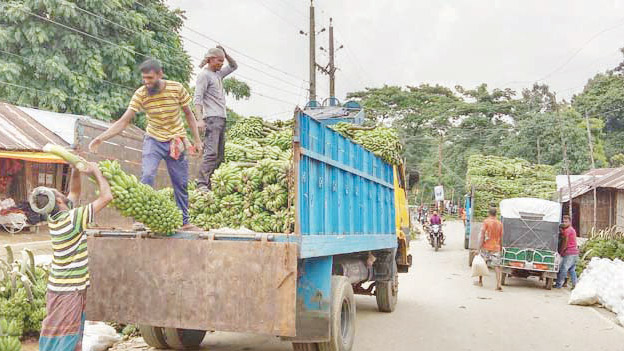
left=89, top=59, right=202, bottom=230
left=32, top=162, right=113, bottom=351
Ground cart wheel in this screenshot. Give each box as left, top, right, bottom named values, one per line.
left=376, top=267, right=398, bottom=313
left=163, top=327, right=206, bottom=350
left=317, top=276, right=356, bottom=351
left=545, top=277, right=553, bottom=290
left=138, top=325, right=168, bottom=349
left=501, top=273, right=507, bottom=286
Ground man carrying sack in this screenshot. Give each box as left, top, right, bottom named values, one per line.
left=475, top=207, right=503, bottom=291
left=89, top=59, right=203, bottom=231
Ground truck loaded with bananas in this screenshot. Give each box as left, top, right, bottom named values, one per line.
left=77, top=108, right=412, bottom=351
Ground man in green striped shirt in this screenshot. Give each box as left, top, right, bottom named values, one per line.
left=32, top=162, right=113, bottom=351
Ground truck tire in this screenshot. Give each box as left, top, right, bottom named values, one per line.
left=317, top=276, right=356, bottom=351
left=163, top=328, right=206, bottom=350
left=376, top=270, right=398, bottom=313
left=464, top=237, right=469, bottom=250
left=501, top=273, right=507, bottom=286
left=138, top=325, right=168, bottom=349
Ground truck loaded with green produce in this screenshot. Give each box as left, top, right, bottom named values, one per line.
left=464, top=155, right=557, bottom=265
left=43, top=104, right=412, bottom=351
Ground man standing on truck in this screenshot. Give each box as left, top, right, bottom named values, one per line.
left=477, top=207, right=503, bottom=291
left=555, top=215, right=579, bottom=289
left=194, top=45, right=238, bottom=191
left=32, top=163, right=113, bottom=351
left=89, top=59, right=203, bottom=231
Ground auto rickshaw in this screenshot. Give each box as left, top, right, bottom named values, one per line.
left=499, top=198, right=561, bottom=290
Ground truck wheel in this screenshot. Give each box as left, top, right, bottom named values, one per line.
left=376, top=271, right=398, bottom=313
left=293, top=343, right=319, bottom=351
left=138, top=325, right=168, bottom=349
left=545, top=277, right=553, bottom=290
left=317, top=276, right=356, bottom=351
left=163, top=327, right=206, bottom=349
left=464, top=237, right=469, bottom=250
left=501, top=273, right=507, bottom=286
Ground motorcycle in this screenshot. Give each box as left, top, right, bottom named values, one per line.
left=428, top=224, right=444, bottom=251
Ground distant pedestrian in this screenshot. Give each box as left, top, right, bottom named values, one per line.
left=460, top=207, right=467, bottom=227
left=195, top=45, right=238, bottom=190
left=477, top=207, right=503, bottom=291
left=555, top=215, right=579, bottom=289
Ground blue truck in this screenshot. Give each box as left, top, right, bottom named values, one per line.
left=84, top=104, right=412, bottom=351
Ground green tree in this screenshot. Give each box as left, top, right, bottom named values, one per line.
left=572, top=71, right=624, bottom=159
left=0, top=0, right=192, bottom=120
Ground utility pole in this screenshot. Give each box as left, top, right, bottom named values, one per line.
left=556, top=98, right=573, bottom=219
left=308, top=0, right=316, bottom=102
left=536, top=137, right=541, bottom=164
left=585, top=110, right=597, bottom=230
left=328, top=18, right=336, bottom=103
left=317, top=18, right=341, bottom=105
left=584, top=112, right=596, bottom=169
left=438, top=134, right=443, bottom=184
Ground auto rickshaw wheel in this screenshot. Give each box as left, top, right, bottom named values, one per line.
left=138, top=325, right=168, bottom=349
left=163, top=328, right=206, bottom=349
left=545, top=277, right=553, bottom=290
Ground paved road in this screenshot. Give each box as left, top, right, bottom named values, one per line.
left=19, top=222, right=624, bottom=351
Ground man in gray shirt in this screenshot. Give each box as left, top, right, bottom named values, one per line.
left=194, top=45, right=238, bottom=190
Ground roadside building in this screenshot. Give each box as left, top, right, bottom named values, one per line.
left=559, top=168, right=624, bottom=237
left=0, top=102, right=199, bottom=232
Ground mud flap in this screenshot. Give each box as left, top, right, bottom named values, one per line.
left=284, top=256, right=332, bottom=343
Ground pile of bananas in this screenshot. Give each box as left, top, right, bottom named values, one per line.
left=227, top=117, right=275, bottom=139
left=99, top=160, right=183, bottom=235
left=0, top=319, right=21, bottom=351
left=331, top=123, right=404, bottom=165
left=0, top=245, right=48, bottom=344
left=190, top=117, right=294, bottom=233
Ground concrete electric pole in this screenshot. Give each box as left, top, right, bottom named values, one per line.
left=308, top=0, right=316, bottom=102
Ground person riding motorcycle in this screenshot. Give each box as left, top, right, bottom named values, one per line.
left=429, top=211, right=445, bottom=246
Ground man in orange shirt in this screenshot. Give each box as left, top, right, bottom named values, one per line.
left=477, top=207, right=503, bottom=291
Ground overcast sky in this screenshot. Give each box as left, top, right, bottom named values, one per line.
left=166, top=0, right=624, bottom=120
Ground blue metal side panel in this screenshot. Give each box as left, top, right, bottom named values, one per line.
left=296, top=111, right=396, bottom=258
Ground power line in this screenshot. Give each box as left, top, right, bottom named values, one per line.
left=256, top=0, right=303, bottom=31
left=133, top=0, right=308, bottom=84
left=0, top=49, right=135, bottom=92
left=6, top=4, right=300, bottom=107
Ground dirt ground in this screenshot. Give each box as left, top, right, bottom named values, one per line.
left=12, top=221, right=624, bottom=350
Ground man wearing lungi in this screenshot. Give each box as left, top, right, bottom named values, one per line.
left=30, top=162, right=113, bottom=351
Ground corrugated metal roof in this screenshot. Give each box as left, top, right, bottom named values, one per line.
left=560, top=167, right=624, bottom=202
left=0, top=102, right=68, bottom=151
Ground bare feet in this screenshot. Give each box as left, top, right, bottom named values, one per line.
left=474, top=281, right=484, bottom=287
left=496, top=286, right=503, bottom=291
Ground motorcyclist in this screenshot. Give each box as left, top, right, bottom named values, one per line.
left=429, top=211, right=445, bottom=245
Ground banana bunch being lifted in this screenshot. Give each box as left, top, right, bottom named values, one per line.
left=99, top=160, right=183, bottom=235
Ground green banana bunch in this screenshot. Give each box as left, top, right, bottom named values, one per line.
left=99, top=160, right=183, bottom=235
left=0, top=335, right=21, bottom=351
left=331, top=123, right=403, bottom=165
